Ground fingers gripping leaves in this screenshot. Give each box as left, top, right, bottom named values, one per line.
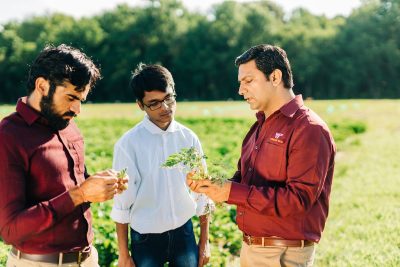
left=117, top=168, right=128, bottom=191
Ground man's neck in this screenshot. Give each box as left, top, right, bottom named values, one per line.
left=26, top=93, right=41, bottom=112
left=263, top=88, right=295, bottom=118
left=149, top=118, right=172, bottom=131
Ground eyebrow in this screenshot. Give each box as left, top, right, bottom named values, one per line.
left=147, top=93, right=173, bottom=103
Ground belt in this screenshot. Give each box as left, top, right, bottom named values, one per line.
left=11, top=246, right=91, bottom=265
left=243, top=233, right=314, bottom=247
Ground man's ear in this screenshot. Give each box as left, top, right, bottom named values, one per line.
left=34, top=77, right=50, bottom=96
left=137, top=100, right=145, bottom=111
left=271, top=69, right=282, bottom=87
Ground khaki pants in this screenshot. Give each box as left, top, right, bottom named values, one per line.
left=240, top=241, right=316, bottom=267
left=6, top=246, right=99, bottom=267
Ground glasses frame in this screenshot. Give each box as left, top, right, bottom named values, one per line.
left=142, top=94, right=177, bottom=111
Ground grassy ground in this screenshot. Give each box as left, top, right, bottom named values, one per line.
left=0, top=100, right=399, bottom=266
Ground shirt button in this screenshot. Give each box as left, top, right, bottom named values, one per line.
left=255, top=146, right=259, bottom=150
left=248, top=167, right=252, bottom=172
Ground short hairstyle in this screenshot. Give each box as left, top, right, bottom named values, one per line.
left=129, top=63, right=175, bottom=102
left=26, top=44, right=101, bottom=94
left=235, top=44, right=294, bottom=89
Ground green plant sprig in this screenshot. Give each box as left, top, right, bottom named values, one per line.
left=161, top=147, right=225, bottom=184
left=117, top=168, right=128, bottom=191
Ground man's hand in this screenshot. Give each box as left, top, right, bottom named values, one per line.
left=70, top=169, right=120, bottom=206
left=198, top=238, right=210, bottom=267
left=116, top=223, right=135, bottom=267
left=118, top=254, right=135, bottom=267
left=186, top=173, right=232, bottom=203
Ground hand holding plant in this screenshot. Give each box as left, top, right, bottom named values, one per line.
left=161, top=147, right=225, bottom=185
left=162, top=147, right=229, bottom=214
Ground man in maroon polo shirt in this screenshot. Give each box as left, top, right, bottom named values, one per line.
left=0, top=44, right=127, bottom=266
left=187, top=44, right=335, bottom=267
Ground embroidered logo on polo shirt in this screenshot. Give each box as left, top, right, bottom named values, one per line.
left=269, top=132, right=285, bottom=144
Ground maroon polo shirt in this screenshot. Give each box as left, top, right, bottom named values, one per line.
left=227, top=95, right=336, bottom=242
left=0, top=97, right=93, bottom=254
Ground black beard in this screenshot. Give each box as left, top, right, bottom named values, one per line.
left=40, top=89, right=75, bottom=131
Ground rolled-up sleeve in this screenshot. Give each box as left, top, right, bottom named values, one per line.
left=191, top=191, right=215, bottom=216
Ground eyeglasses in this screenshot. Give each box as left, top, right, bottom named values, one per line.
left=142, top=94, right=177, bottom=111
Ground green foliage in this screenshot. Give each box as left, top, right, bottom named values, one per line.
left=162, top=146, right=228, bottom=185
left=162, top=147, right=207, bottom=172
left=330, top=120, right=367, bottom=143
left=1, top=0, right=400, bottom=103
left=117, top=168, right=127, bottom=179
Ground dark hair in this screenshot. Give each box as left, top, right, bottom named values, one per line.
left=27, top=44, right=101, bottom=94
left=235, top=44, right=294, bottom=89
left=129, top=63, right=175, bottom=102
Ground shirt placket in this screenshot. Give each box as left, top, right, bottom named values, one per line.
left=246, top=118, right=272, bottom=185
left=58, top=131, right=91, bottom=245
left=163, top=133, right=176, bottom=225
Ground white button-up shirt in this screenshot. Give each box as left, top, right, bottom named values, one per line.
left=110, top=115, right=213, bottom=234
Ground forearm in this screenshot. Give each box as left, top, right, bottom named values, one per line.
left=199, top=214, right=210, bottom=242
left=116, top=222, right=130, bottom=257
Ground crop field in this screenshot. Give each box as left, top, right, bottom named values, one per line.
left=0, top=100, right=399, bottom=266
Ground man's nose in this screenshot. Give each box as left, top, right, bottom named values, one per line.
left=238, top=84, right=245, bottom=95
left=70, top=101, right=81, bottom=115
left=160, top=100, right=169, bottom=110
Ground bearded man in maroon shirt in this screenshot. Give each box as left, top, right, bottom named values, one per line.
left=187, top=44, right=336, bottom=267
left=0, top=44, right=128, bottom=266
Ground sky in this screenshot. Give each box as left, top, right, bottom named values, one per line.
left=0, top=0, right=362, bottom=24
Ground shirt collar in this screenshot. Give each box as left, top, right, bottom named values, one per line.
left=279, top=94, right=304, bottom=118
left=254, top=94, right=304, bottom=121
left=255, top=111, right=265, bottom=124
left=142, top=114, right=179, bottom=134
left=16, top=97, right=41, bottom=126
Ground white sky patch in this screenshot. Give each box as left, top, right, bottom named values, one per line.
left=0, top=0, right=362, bottom=24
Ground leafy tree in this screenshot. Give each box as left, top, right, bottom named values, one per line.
left=0, top=0, right=399, bottom=102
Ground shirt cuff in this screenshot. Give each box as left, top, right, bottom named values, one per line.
left=196, top=201, right=215, bottom=216
left=49, top=191, right=76, bottom=219
left=227, top=182, right=249, bottom=206
left=110, top=207, right=131, bottom=224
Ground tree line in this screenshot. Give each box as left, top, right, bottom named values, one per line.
left=0, top=0, right=399, bottom=103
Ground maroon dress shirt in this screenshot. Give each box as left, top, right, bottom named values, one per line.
left=227, top=95, right=336, bottom=242
left=0, top=98, right=93, bottom=254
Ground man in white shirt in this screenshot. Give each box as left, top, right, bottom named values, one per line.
left=111, top=63, right=213, bottom=267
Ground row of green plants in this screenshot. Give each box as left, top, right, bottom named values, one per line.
left=81, top=117, right=367, bottom=266
left=0, top=117, right=366, bottom=266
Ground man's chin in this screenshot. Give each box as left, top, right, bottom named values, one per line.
left=160, top=112, right=173, bottom=120
left=248, top=103, right=258, bottom=111
left=49, top=119, right=70, bottom=131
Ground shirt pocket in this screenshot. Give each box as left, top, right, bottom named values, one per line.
left=257, top=141, right=285, bottom=180
left=69, top=141, right=85, bottom=175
